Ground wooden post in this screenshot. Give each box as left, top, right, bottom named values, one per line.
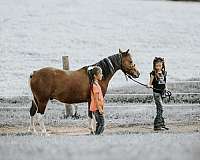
left=62, top=56, right=69, bottom=71
left=62, top=56, right=74, bottom=118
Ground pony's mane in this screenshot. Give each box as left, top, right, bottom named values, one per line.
left=93, top=54, right=122, bottom=80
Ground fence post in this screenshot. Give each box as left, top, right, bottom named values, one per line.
left=62, top=56, right=74, bottom=118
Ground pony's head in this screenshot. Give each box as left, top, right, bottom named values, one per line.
left=120, top=49, right=140, bottom=78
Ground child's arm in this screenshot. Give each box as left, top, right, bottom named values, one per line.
left=165, top=82, right=168, bottom=91
left=94, top=93, right=104, bottom=114
left=147, top=74, right=154, bottom=88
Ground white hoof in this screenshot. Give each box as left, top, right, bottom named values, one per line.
left=28, top=126, right=37, bottom=133
left=40, top=131, right=49, bottom=137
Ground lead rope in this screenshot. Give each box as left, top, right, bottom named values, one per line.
left=126, top=74, right=172, bottom=102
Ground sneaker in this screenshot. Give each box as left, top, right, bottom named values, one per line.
left=154, top=127, right=165, bottom=131
left=90, top=131, right=95, bottom=135
left=161, top=126, right=169, bottom=130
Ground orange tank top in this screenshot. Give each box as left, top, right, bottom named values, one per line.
left=90, top=83, right=104, bottom=112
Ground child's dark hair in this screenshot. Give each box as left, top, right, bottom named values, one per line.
left=91, top=66, right=102, bottom=82
left=153, top=57, right=165, bottom=79
left=89, top=66, right=102, bottom=93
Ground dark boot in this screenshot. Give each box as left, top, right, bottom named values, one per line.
left=161, top=117, right=169, bottom=130
left=96, top=125, right=104, bottom=135
left=154, top=126, right=165, bottom=131
left=154, top=117, right=168, bottom=131
left=154, top=116, right=163, bottom=131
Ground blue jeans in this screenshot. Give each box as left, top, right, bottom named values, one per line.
left=153, top=92, right=165, bottom=128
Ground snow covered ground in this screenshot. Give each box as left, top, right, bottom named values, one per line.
left=0, top=0, right=200, bottom=97
left=0, top=133, right=200, bottom=160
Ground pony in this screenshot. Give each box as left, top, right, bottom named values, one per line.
left=28, top=49, right=140, bottom=134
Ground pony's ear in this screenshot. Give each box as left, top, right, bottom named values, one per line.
left=119, top=48, right=123, bottom=54
left=120, top=49, right=130, bottom=56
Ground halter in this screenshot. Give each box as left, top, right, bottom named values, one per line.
left=119, top=53, right=135, bottom=81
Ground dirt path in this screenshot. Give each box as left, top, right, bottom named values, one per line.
left=1, top=122, right=199, bottom=136
left=0, top=103, right=200, bottom=135
left=0, top=102, right=199, bottom=160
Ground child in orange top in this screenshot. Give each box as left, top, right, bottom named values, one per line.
left=90, top=66, right=105, bottom=135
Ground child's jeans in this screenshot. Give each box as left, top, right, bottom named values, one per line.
left=153, top=92, right=165, bottom=128
left=93, top=110, right=105, bottom=135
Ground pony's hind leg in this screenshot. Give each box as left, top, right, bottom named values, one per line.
left=28, top=100, right=38, bottom=133
left=37, top=113, right=46, bottom=135
left=36, top=100, right=48, bottom=135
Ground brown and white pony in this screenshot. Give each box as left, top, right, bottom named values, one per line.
left=28, top=49, right=140, bottom=134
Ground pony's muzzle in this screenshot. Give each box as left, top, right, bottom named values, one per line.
left=133, top=72, right=140, bottom=78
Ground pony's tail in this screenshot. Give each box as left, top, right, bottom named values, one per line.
left=28, top=75, right=31, bottom=88
left=28, top=71, right=36, bottom=88
left=29, top=71, right=38, bottom=116
left=28, top=73, right=33, bottom=88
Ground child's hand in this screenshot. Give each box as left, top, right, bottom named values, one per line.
left=99, top=109, right=104, bottom=114
left=147, top=84, right=153, bottom=89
